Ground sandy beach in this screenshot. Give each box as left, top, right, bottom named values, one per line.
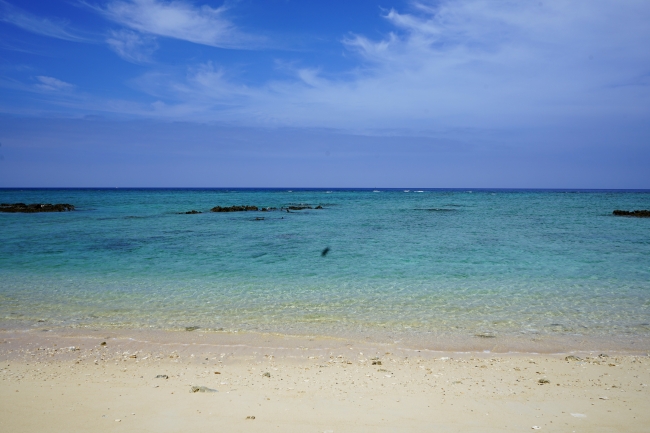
left=1, top=328, right=648, bottom=432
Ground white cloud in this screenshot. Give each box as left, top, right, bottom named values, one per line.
left=117, top=0, right=650, bottom=130
left=9, top=0, right=650, bottom=134
left=97, top=0, right=262, bottom=49
left=106, top=29, right=158, bottom=63
left=0, top=0, right=86, bottom=42
left=35, top=76, right=74, bottom=92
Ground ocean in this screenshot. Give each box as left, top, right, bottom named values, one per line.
left=1, top=188, right=649, bottom=351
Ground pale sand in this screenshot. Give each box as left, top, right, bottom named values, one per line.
left=1, top=329, right=648, bottom=432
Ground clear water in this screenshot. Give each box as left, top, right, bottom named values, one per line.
left=1, top=189, right=649, bottom=346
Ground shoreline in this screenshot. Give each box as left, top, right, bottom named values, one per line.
left=2, top=325, right=649, bottom=357
left=2, top=327, right=649, bottom=432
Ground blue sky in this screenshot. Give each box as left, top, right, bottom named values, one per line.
left=0, top=0, right=649, bottom=187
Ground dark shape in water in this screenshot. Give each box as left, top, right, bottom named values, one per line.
left=315, top=205, right=323, bottom=209
left=0, top=203, right=75, bottom=213
left=180, top=210, right=202, bottom=214
left=185, top=326, right=200, bottom=331
left=210, top=205, right=258, bottom=212
left=254, top=217, right=265, bottom=221
left=321, top=247, right=330, bottom=257
left=415, top=208, right=456, bottom=212
left=287, top=205, right=312, bottom=210
left=613, top=209, right=650, bottom=218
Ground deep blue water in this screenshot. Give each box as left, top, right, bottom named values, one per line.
left=1, top=188, right=649, bottom=344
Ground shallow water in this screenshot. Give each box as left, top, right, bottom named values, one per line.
left=1, top=188, right=649, bottom=349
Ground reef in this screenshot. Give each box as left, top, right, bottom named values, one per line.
left=210, top=205, right=259, bottom=212
left=613, top=210, right=650, bottom=218
left=0, top=203, right=75, bottom=213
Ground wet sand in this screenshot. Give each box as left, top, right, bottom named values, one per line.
left=1, top=328, right=649, bottom=432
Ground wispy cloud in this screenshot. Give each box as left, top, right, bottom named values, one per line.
left=107, top=0, right=647, bottom=131
left=7, top=0, right=650, bottom=133
left=34, top=76, right=74, bottom=92
left=0, top=0, right=86, bottom=42
left=96, top=0, right=263, bottom=49
left=106, top=29, right=158, bottom=63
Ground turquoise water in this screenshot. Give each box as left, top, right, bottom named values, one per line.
left=1, top=189, right=649, bottom=346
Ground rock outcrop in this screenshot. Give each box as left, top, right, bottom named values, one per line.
left=210, top=205, right=259, bottom=212
left=613, top=210, right=650, bottom=218
left=0, top=203, right=75, bottom=213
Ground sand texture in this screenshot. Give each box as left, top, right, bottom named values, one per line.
left=1, top=329, right=649, bottom=432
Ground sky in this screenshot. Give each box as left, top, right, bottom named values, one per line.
left=0, top=0, right=649, bottom=188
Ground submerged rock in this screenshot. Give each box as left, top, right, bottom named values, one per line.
left=613, top=209, right=650, bottom=217
left=180, top=210, right=202, bottom=214
left=211, top=205, right=258, bottom=212
left=0, top=203, right=75, bottom=213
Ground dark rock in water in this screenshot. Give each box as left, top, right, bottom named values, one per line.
left=254, top=217, right=265, bottom=221
left=321, top=247, right=330, bottom=257
left=613, top=209, right=650, bottom=218
left=210, top=205, right=258, bottom=212
left=185, top=326, right=200, bottom=331
left=287, top=205, right=312, bottom=210
left=0, top=203, right=75, bottom=213
left=315, top=205, right=323, bottom=209
left=181, top=210, right=202, bottom=214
